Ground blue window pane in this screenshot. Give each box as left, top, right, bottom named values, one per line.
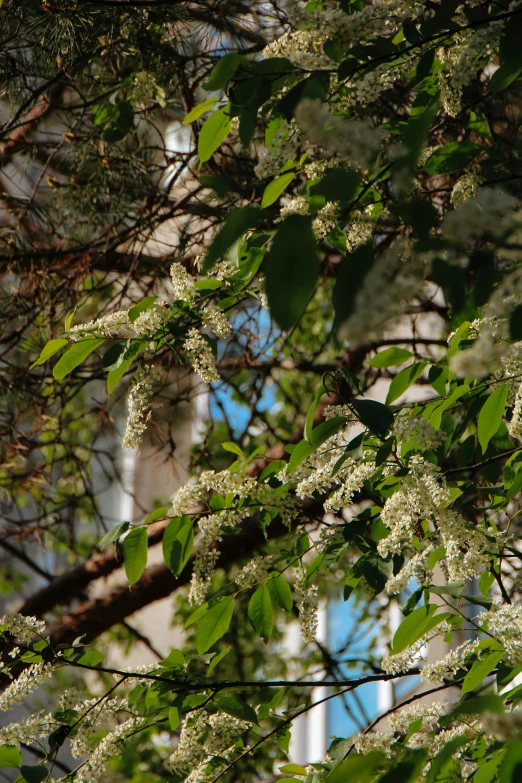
left=327, top=597, right=380, bottom=738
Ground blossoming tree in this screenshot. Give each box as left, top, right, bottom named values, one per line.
left=4, top=0, right=522, bottom=781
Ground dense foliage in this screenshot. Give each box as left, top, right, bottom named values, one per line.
left=4, top=0, right=522, bottom=781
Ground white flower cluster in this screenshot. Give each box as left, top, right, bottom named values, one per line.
left=202, top=305, right=231, bottom=338
left=189, top=510, right=241, bottom=604
left=263, top=30, right=329, bottom=70
left=70, top=696, right=124, bottom=757
left=420, top=639, right=480, bottom=682
left=122, top=364, right=156, bottom=449
left=76, top=716, right=144, bottom=783
left=295, top=100, right=383, bottom=171
left=170, top=262, right=197, bottom=303
left=351, top=730, right=396, bottom=756
left=509, top=383, right=522, bottom=440
left=486, top=604, right=522, bottom=665
left=0, top=711, right=56, bottom=747
left=389, top=701, right=447, bottom=733
left=345, top=217, right=373, bottom=252
left=255, top=121, right=301, bottom=179
left=235, top=555, right=274, bottom=589
left=437, top=21, right=504, bottom=116
left=482, top=709, right=522, bottom=741
left=68, top=310, right=133, bottom=341
left=378, top=456, right=499, bottom=582
left=183, top=470, right=296, bottom=602
left=166, top=710, right=250, bottom=781
left=1, top=611, right=46, bottom=643
left=313, top=201, right=340, bottom=240
left=0, top=662, right=53, bottom=711
left=382, top=633, right=429, bottom=674
left=450, top=262, right=522, bottom=379
left=294, top=569, right=319, bottom=643
left=451, top=163, right=482, bottom=208
left=338, top=249, right=424, bottom=347
left=339, top=57, right=415, bottom=111
left=292, top=0, right=423, bottom=50
left=443, top=187, right=518, bottom=244
left=133, top=306, right=165, bottom=336
left=183, top=328, right=219, bottom=384
left=384, top=544, right=436, bottom=595
left=393, top=414, right=445, bottom=451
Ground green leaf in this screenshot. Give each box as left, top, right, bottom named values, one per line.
left=392, top=604, right=452, bottom=654
left=423, top=142, right=482, bottom=175
left=102, top=100, right=134, bottom=142
left=168, top=706, right=181, bottom=731
left=203, top=205, right=261, bottom=271
left=198, top=109, right=231, bottom=164
left=378, top=750, right=427, bottom=783
left=215, top=693, right=258, bottom=724
left=309, top=167, right=359, bottom=203
left=350, top=398, right=394, bottom=437
left=305, top=384, right=327, bottom=443
left=261, top=172, right=296, bottom=208
left=98, top=521, right=130, bottom=551
left=53, top=338, right=105, bottom=380
left=75, top=649, right=105, bottom=666
left=461, top=650, right=504, bottom=695
left=143, top=507, right=168, bottom=524
left=424, top=736, right=470, bottom=783
left=0, top=745, right=22, bottom=768
left=107, top=342, right=143, bottom=395
left=162, top=516, right=194, bottom=577
left=288, top=416, right=348, bottom=473
left=267, top=575, right=293, bottom=612
left=159, top=648, right=184, bottom=668
left=183, top=97, right=217, bottom=124
left=222, top=441, right=245, bottom=457
left=101, top=342, right=126, bottom=371
left=122, top=527, right=148, bottom=585
left=447, top=695, right=504, bottom=724
left=386, top=361, right=427, bottom=404
left=279, top=765, right=307, bottom=776
left=128, top=296, right=158, bottom=323
left=185, top=602, right=208, bottom=629
left=487, top=64, right=522, bottom=93
left=248, top=585, right=273, bottom=642
left=368, top=347, right=413, bottom=368
left=195, top=596, right=234, bottom=654
left=202, top=54, right=247, bottom=90
left=264, top=214, right=321, bottom=331
left=30, top=338, right=68, bottom=369
left=21, top=765, right=49, bottom=783
left=334, top=243, right=375, bottom=330
left=500, top=742, right=522, bottom=783
left=207, top=646, right=231, bottom=675
left=326, top=751, right=385, bottom=783
left=478, top=384, right=508, bottom=454
left=469, top=110, right=492, bottom=139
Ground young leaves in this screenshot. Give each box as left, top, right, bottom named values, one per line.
left=162, top=516, right=194, bottom=577
left=368, top=347, right=412, bottom=368
left=264, top=214, right=321, bottom=331
left=261, top=172, right=296, bottom=208
left=392, top=604, right=452, bottom=654
left=248, top=585, right=273, bottom=642
left=122, top=527, right=148, bottom=585
left=195, top=596, right=235, bottom=654
left=53, top=339, right=105, bottom=380
left=478, top=384, right=508, bottom=453
left=198, top=109, right=232, bottom=164
left=30, top=339, right=68, bottom=369
left=423, top=142, right=482, bottom=175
